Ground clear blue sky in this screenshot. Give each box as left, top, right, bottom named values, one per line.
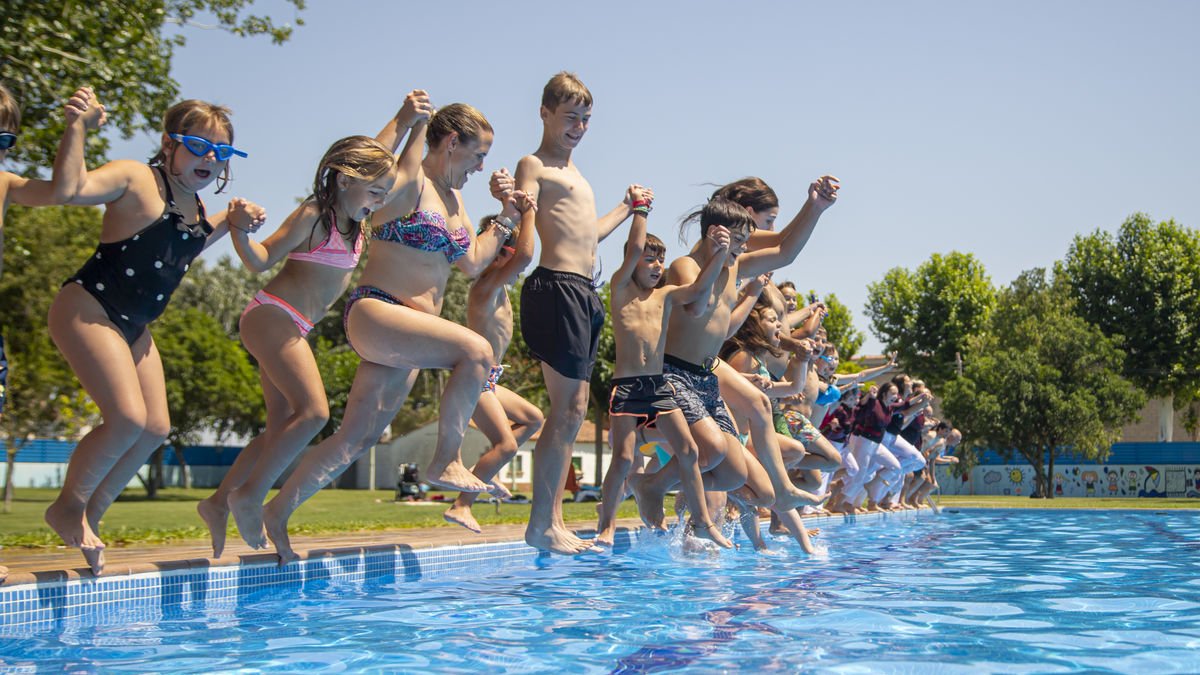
left=107, top=0, right=1200, bottom=354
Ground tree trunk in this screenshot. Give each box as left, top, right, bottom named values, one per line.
left=1046, top=446, right=1056, bottom=500
left=146, top=447, right=161, bottom=499
left=1159, top=395, right=1174, bottom=442
left=174, top=446, right=191, bottom=489
left=1029, top=451, right=1047, bottom=498
left=3, top=439, right=17, bottom=514
left=593, top=402, right=605, bottom=486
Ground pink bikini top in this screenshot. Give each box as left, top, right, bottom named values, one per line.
left=287, top=214, right=364, bottom=270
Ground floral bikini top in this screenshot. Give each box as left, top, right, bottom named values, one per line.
left=372, top=181, right=470, bottom=263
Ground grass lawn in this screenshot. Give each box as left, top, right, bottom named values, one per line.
left=938, top=495, right=1200, bottom=509
left=0, top=488, right=642, bottom=549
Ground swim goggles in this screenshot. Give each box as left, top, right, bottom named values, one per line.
left=0, top=133, right=16, bottom=150
left=168, top=133, right=247, bottom=161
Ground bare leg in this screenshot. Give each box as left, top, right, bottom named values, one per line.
left=349, top=299, right=494, bottom=493
left=596, top=414, right=639, bottom=546
left=262, top=362, right=417, bottom=565
left=656, top=411, right=732, bottom=549
left=445, top=391, right=518, bottom=533
left=220, top=310, right=331, bottom=552
left=524, top=365, right=593, bottom=555
left=716, top=360, right=819, bottom=510
left=45, top=287, right=152, bottom=556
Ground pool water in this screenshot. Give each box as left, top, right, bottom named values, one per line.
left=4, top=509, right=1200, bottom=673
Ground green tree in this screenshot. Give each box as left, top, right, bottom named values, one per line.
left=865, top=251, right=996, bottom=388
left=172, top=254, right=264, bottom=337
left=1, top=0, right=305, bottom=173
left=941, top=269, right=1145, bottom=498
left=152, top=306, right=263, bottom=491
left=1058, top=213, right=1200, bottom=441
left=809, top=290, right=864, bottom=360
left=0, top=205, right=101, bottom=508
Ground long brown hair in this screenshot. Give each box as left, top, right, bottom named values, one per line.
left=721, top=302, right=784, bottom=361
left=151, top=99, right=236, bottom=193
left=311, top=135, right=396, bottom=243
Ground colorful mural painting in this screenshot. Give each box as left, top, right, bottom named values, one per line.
left=932, top=442, right=1200, bottom=498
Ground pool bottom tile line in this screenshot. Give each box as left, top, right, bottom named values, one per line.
left=0, top=508, right=925, bottom=629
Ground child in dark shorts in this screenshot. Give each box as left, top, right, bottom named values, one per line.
left=597, top=187, right=733, bottom=549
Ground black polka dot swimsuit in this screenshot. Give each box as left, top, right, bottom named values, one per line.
left=66, top=166, right=212, bottom=345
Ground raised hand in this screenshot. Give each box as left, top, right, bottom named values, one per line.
left=64, top=87, right=107, bottom=130
left=808, top=175, right=840, bottom=212
left=395, top=89, right=435, bottom=129
left=887, top=351, right=899, bottom=367
left=228, top=198, right=267, bottom=234
left=706, top=224, right=731, bottom=252
left=625, top=183, right=655, bottom=206
left=510, top=189, right=537, bottom=214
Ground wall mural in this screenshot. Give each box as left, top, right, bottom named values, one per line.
left=936, top=464, right=1200, bottom=498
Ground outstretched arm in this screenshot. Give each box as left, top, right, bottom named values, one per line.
left=611, top=187, right=654, bottom=288
left=376, top=89, right=434, bottom=154
left=725, top=273, right=769, bottom=339
left=598, top=184, right=653, bottom=241
left=738, top=175, right=839, bottom=277
left=8, top=87, right=107, bottom=207
left=833, top=352, right=898, bottom=386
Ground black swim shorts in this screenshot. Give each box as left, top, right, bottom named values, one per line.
left=609, top=374, right=680, bottom=427
left=520, top=267, right=605, bottom=381
left=662, top=354, right=739, bottom=438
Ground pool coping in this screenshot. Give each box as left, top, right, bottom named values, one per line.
left=0, top=509, right=927, bottom=629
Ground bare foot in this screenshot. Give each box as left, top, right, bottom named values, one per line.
left=425, top=460, right=490, bottom=493
left=45, top=500, right=105, bottom=550
left=628, top=475, right=666, bottom=530
left=227, top=488, right=267, bottom=549
left=689, top=519, right=733, bottom=549
left=443, top=503, right=482, bottom=533
left=594, top=526, right=617, bottom=548
left=197, top=495, right=230, bottom=557
left=772, top=487, right=827, bottom=511
left=525, top=524, right=595, bottom=555
left=262, top=503, right=298, bottom=567
left=486, top=479, right=512, bottom=500
left=81, top=546, right=105, bottom=576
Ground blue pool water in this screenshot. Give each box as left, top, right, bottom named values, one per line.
left=4, top=508, right=1200, bottom=673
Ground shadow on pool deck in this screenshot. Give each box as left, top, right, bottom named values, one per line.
left=0, top=518, right=652, bottom=587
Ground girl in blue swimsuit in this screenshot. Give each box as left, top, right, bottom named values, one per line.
left=45, top=99, right=264, bottom=574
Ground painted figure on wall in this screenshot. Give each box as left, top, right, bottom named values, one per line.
left=1081, top=470, right=1099, bottom=497
left=1054, top=473, right=1064, bottom=496
left=1140, top=466, right=1164, bottom=498
left=1106, top=469, right=1120, bottom=496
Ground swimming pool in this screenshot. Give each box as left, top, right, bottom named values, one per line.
left=3, top=508, right=1199, bottom=672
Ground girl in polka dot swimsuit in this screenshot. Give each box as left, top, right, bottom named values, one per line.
left=45, top=99, right=265, bottom=574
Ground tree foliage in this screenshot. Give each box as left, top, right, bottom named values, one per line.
left=941, top=269, right=1145, bottom=498
left=865, top=251, right=995, bottom=388
left=1058, top=213, right=1200, bottom=402
left=0, top=0, right=305, bottom=173
left=809, top=290, right=864, bottom=360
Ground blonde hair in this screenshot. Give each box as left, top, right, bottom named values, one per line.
left=151, top=99, right=237, bottom=193
left=0, top=83, right=20, bottom=130
left=427, top=103, right=493, bottom=148
left=312, top=135, right=396, bottom=242
left=542, top=71, right=592, bottom=111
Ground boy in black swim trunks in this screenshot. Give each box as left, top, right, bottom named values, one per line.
left=597, top=187, right=733, bottom=549
left=515, top=72, right=652, bottom=554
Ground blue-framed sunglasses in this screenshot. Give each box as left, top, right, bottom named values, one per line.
left=0, top=132, right=17, bottom=151
left=168, top=133, right=247, bottom=161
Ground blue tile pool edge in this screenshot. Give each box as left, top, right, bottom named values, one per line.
left=0, top=509, right=924, bottom=630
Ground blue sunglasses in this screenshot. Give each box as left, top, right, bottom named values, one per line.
left=169, top=133, right=247, bottom=161
left=0, top=132, right=16, bottom=151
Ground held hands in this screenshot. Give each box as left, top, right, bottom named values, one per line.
left=887, top=351, right=899, bottom=367
left=227, top=198, right=267, bottom=234
left=706, top=224, right=731, bottom=253
left=490, top=168, right=516, bottom=201
left=64, top=87, right=107, bottom=130
left=625, top=184, right=655, bottom=207
left=500, top=189, right=536, bottom=219
left=395, top=90, right=435, bottom=128
left=808, top=175, right=840, bottom=212
left=745, top=373, right=772, bottom=392
left=745, top=272, right=771, bottom=294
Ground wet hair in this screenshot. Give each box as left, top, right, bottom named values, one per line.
left=711, top=177, right=779, bottom=214
left=0, top=83, right=20, bottom=131
left=427, top=103, right=493, bottom=149
left=680, top=196, right=757, bottom=244
left=311, top=135, right=396, bottom=243
left=542, top=71, right=593, bottom=111
left=721, top=305, right=783, bottom=360
left=151, top=99, right=237, bottom=193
